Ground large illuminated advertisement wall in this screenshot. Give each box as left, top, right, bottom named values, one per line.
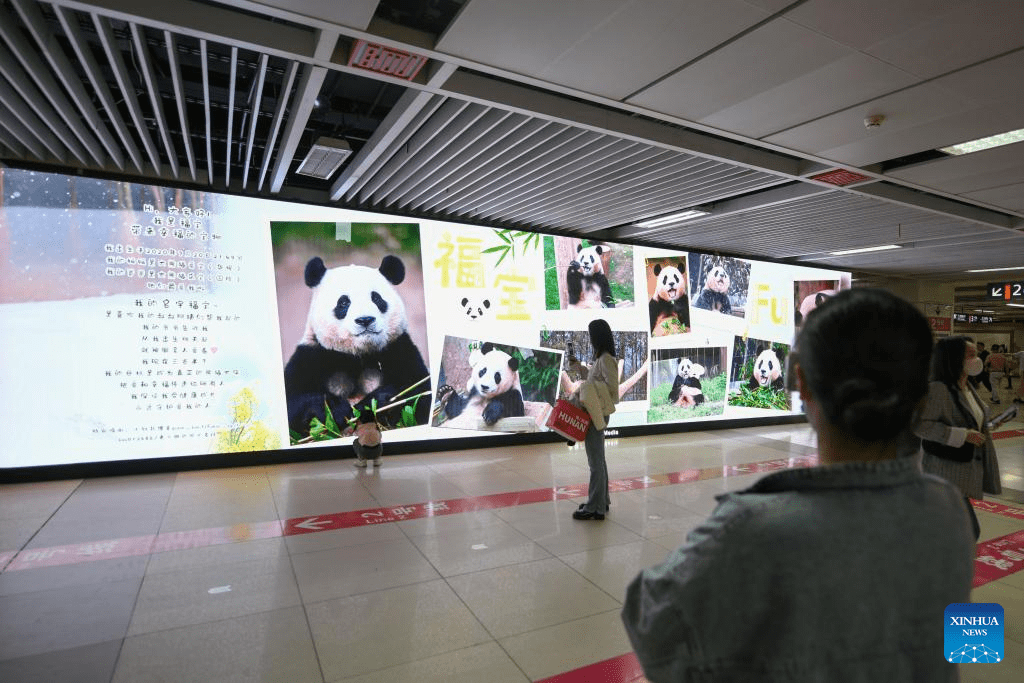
left=0, top=168, right=849, bottom=470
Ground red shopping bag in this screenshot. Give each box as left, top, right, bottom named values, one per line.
left=546, top=399, right=591, bottom=441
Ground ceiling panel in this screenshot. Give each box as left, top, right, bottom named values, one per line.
left=437, top=0, right=771, bottom=100
left=963, top=184, right=1024, bottom=213
left=888, top=142, right=1024, bottom=194
left=700, top=52, right=918, bottom=139
left=783, top=0, right=957, bottom=51
left=242, top=0, right=379, bottom=30
left=626, top=17, right=851, bottom=120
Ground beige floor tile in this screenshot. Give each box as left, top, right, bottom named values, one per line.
left=0, top=480, right=81, bottom=521
left=499, top=608, right=633, bottom=681
left=446, top=558, right=620, bottom=639
left=409, top=518, right=551, bottom=576
left=0, top=577, right=140, bottom=660
left=306, top=579, right=491, bottom=681
left=396, top=508, right=506, bottom=538
left=158, top=482, right=279, bottom=534
left=270, top=475, right=378, bottom=519
left=0, top=516, right=48, bottom=552
left=334, top=642, right=528, bottom=683
left=114, top=606, right=322, bottom=683
left=127, top=554, right=300, bottom=635
left=602, top=491, right=707, bottom=539
left=146, top=536, right=288, bottom=575
left=0, top=553, right=148, bottom=596
left=560, top=540, right=673, bottom=601
left=958, top=636, right=1024, bottom=682
left=438, top=468, right=546, bottom=497
left=0, top=639, right=121, bottom=683
left=355, top=472, right=469, bottom=507
left=284, top=521, right=406, bottom=555
left=969, top=581, right=1024, bottom=645
left=290, top=537, right=440, bottom=604
left=976, top=511, right=1024, bottom=542
left=494, top=500, right=645, bottom=556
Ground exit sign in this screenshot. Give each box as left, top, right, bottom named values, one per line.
left=987, top=282, right=1024, bottom=299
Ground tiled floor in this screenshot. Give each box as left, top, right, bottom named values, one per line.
left=1, top=401, right=1023, bottom=682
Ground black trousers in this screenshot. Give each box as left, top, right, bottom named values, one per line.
left=965, top=497, right=981, bottom=541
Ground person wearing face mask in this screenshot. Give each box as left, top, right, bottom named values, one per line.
left=915, top=336, right=1001, bottom=540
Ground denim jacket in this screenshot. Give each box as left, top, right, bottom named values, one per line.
left=622, top=457, right=974, bottom=682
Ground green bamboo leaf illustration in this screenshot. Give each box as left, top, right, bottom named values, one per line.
left=481, top=246, right=507, bottom=254
left=495, top=247, right=511, bottom=268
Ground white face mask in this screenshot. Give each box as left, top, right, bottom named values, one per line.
left=965, top=356, right=984, bottom=377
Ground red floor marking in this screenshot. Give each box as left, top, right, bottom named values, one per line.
left=972, top=500, right=1024, bottom=520
left=536, top=652, right=646, bottom=683
left=992, top=429, right=1024, bottom=440
left=1, top=454, right=815, bottom=572
left=0, top=551, right=16, bottom=568
left=974, top=530, right=1024, bottom=587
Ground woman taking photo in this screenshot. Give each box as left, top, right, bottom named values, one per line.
left=622, top=289, right=973, bottom=681
left=571, top=318, right=619, bottom=521
left=916, top=335, right=1002, bottom=539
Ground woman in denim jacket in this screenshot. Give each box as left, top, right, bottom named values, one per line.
left=622, top=289, right=974, bottom=682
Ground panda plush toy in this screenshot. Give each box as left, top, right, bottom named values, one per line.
left=668, top=358, right=705, bottom=407
left=283, top=255, right=430, bottom=435
left=567, top=244, right=614, bottom=309
left=794, top=290, right=835, bottom=327
left=694, top=264, right=732, bottom=314
left=746, top=346, right=785, bottom=391
left=648, top=263, right=690, bottom=333
left=437, top=343, right=526, bottom=426
left=460, top=296, right=491, bottom=321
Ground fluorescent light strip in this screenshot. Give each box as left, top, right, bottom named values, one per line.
left=1007, top=303, right=1024, bottom=308
left=965, top=266, right=1024, bottom=273
left=939, top=128, right=1024, bottom=156
left=635, top=209, right=710, bottom=228
left=829, top=244, right=901, bottom=256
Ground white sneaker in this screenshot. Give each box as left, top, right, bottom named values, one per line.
left=353, top=458, right=367, bottom=468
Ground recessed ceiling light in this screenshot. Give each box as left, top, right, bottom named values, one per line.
left=939, top=128, right=1024, bottom=156
left=965, top=266, right=1024, bottom=273
left=829, top=244, right=902, bottom=256
left=635, top=209, right=710, bottom=229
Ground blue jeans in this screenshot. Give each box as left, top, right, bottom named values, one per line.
left=582, top=422, right=609, bottom=514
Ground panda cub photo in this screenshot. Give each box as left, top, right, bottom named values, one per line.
left=567, top=244, right=614, bottom=309
left=668, top=358, right=705, bottom=407
left=794, top=285, right=837, bottom=328
left=648, top=261, right=690, bottom=335
left=435, top=342, right=525, bottom=427
left=283, top=255, right=431, bottom=436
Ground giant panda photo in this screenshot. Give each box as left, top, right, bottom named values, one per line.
left=687, top=253, right=751, bottom=319
left=271, top=222, right=431, bottom=442
left=647, top=347, right=728, bottom=423
left=432, top=336, right=561, bottom=432
left=543, top=236, right=634, bottom=310
left=727, top=337, right=791, bottom=410
left=646, top=258, right=691, bottom=336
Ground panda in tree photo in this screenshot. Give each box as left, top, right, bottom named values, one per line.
left=668, top=358, right=705, bottom=407
left=746, top=346, right=786, bottom=391
left=436, top=342, right=525, bottom=426
left=648, top=262, right=690, bottom=334
left=283, top=255, right=431, bottom=436
left=694, top=264, right=732, bottom=314
left=567, top=244, right=614, bottom=308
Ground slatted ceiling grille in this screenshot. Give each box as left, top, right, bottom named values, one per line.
left=643, top=191, right=1003, bottom=260
left=341, top=96, right=788, bottom=231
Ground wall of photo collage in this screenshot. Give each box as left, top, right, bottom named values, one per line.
left=0, top=168, right=850, bottom=469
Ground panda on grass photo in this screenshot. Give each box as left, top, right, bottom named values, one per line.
left=647, top=348, right=728, bottom=423
left=432, top=336, right=562, bottom=433
left=727, top=337, right=791, bottom=411
left=282, top=254, right=431, bottom=438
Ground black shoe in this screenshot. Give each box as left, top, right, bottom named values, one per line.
left=573, top=509, right=605, bottom=521
left=578, top=501, right=609, bottom=511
